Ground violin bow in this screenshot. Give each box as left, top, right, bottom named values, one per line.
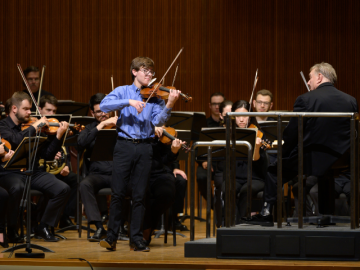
left=36, top=65, right=46, bottom=115
left=17, top=64, right=43, bottom=117
left=111, top=75, right=117, bottom=116
left=172, top=64, right=179, bottom=87
left=247, top=69, right=259, bottom=127
left=300, top=71, right=310, bottom=92
left=144, top=47, right=184, bottom=105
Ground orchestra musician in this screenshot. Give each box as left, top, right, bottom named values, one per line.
left=143, top=126, right=187, bottom=245
left=37, top=95, right=79, bottom=229
left=99, top=56, right=180, bottom=252
left=219, top=100, right=233, bottom=127
left=78, top=93, right=118, bottom=242
left=22, top=66, right=54, bottom=112
left=244, top=62, right=359, bottom=226
left=215, top=100, right=266, bottom=226
left=252, top=90, right=275, bottom=122
left=0, top=91, right=71, bottom=242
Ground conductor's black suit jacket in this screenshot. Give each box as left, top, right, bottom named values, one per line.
left=280, top=82, right=358, bottom=176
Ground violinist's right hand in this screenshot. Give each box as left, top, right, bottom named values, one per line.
left=32, top=116, right=49, bottom=130
left=154, top=126, right=163, bottom=137
left=1, top=149, right=14, bottom=162
left=97, top=116, right=117, bottom=130
left=129, top=100, right=146, bottom=113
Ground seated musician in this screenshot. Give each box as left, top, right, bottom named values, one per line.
left=252, top=89, right=275, bottom=122
left=23, top=66, right=55, bottom=112
left=0, top=91, right=71, bottom=242
left=142, top=127, right=187, bottom=245
left=78, top=93, right=117, bottom=242
left=219, top=100, right=233, bottom=127
left=215, top=100, right=266, bottom=226
left=245, top=62, right=358, bottom=226
left=0, top=144, right=15, bottom=248
left=37, top=95, right=79, bottom=229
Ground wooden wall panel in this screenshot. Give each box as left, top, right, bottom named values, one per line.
left=1, top=0, right=360, bottom=114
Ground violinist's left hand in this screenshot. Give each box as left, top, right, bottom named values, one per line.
left=171, top=138, right=183, bottom=154
left=166, top=89, right=181, bottom=109
left=56, top=121, right=69, bottom=140
left=60, top=165, right=70, bottom=176
left=155, top=126, right=163, bottom=137
left=1, top=149, right=14, bottom=162
left=173, top=169, right=187, bottom=180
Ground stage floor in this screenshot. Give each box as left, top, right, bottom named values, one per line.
left=1, top=219, right=360, bottom=270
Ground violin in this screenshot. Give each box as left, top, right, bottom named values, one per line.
left=0, top=138, right=11, bottom=153
left=21, top=117, right=82, bottom=135
left=157, top=126, right=190, bottom=152
left=141, top=83, right=192, bottom=103
left=248, top=124, right=271, bottom=150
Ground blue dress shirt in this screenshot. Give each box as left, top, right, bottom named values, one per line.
left=100, top=83, right=172, bottom=139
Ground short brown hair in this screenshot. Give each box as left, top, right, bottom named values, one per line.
left=5, top=98, right=12, bottom=114
left=255, top=89, right=273, bottom=102
left=130, top=57, right=154, bottom=81
left=310, top=62, right=337, bottom=84
left=24, top=66, right=40, bottom=78
left=11, top=91, right=32, bottom=109
left=39, top=95, right=58, bottom=108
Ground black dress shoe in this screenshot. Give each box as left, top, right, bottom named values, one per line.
left=130, top=240, right=150, bottom=252
left=100, top=237, right=117, bottom=251
left=88, top=228, right=107, bottom=242
left=242, top=214, right=274, bottom=227
left=118, top=225, right=129, bottom=241
left=7, top=229, right=24, bottom=243
left=101, top=214, right=109, bottom=224
left=58, top=216, right=76, bottom=229
left=35, top=227, right=59, bottom=242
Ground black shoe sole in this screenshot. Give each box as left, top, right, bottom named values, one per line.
left=100, top=240, right=116, bottom=251
left=130, top=246, right=150, bottom=252
left=35, top=236, right=59, bottom=242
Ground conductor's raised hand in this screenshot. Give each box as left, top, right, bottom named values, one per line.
left=129, top=99, right=146, bottom=113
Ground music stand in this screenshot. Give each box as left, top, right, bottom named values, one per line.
left=56, top=101, right=89, bottom=116
left=258, top=121, right=289, bottom=143
left=2, top=136, right=53, bottom=257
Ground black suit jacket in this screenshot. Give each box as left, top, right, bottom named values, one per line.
left=281, top=82, right=358, bottom=176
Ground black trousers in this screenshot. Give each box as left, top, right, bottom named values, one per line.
left=143, top=171, right=176, bottom=231
left=173, top=174, right=187, bottom=214
left=0, top=171, right=71, bottom=228
left=107, top=140, right=153, bottom=242
left=56, top=171, right=79, bottom=217
left=197, top=166, right=220, bottom=207
left=80, top=173, right=112, bottom=222
left=0, top=187, right=9, bottom=232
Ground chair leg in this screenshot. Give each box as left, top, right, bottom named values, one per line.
left=164, top=212, right=168, bottom=244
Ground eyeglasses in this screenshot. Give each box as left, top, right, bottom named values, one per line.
left=140, top=68, right=155, bottom=76
left=255, top=100, right=271, bottom=106
left=93, top=110, right=106, bottom=115
left=210, top=103, right=222, bottom=107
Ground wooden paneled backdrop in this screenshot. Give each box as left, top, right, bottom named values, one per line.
left=1, top=0, right=360, bottom=113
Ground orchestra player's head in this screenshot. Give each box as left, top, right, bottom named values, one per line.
left=308, top=62, right=337, bottom=91
left=130, top=57, right=155, bottom=87
left=39, top=95, right=58, bottom=115
left=209, top=92, right=225, bottom=120
left=219, top=100, right=233, bottom=126
left=9, top=91, right=32, bottom=124
left=24, top=66, right=41, bottom=93
left=89, top=93, right=110, bottom=123
left=232, top=100, right=259, bottom=128
left=252, top=89, right=273, bottom=113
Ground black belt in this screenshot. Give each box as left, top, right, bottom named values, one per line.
left=117, top=137, right=153, bottom=144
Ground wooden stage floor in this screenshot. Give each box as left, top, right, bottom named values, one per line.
left=1, top=219, right=360, bottom=270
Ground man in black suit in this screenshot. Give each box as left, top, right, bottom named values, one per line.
left=245, top=62, right=358, bottom=226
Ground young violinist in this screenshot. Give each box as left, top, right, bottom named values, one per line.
left=219, top=100, right=233, bottom=127
left=78, top=93, right=118, bottom=242
left=252, top=90, right=275, bottom=122
left=245, top=62, right=358, bottom=227
left=99, top=57, right=180, bottom=252
left=214, top=100, right=267, bottom=226
left=0, top=91, right=71, bottom=242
